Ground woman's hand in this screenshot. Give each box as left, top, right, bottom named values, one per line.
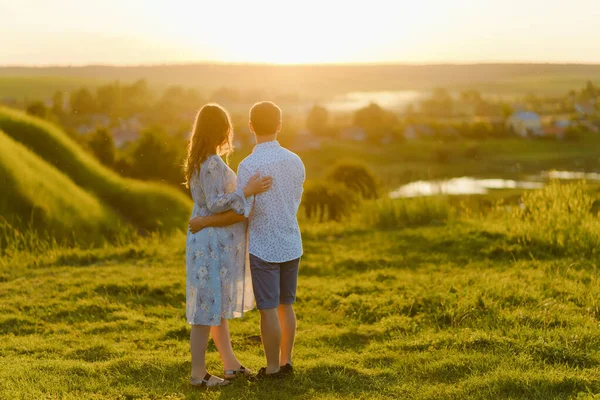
left=243, top=173, right=273, bottom=197
left=189, top=216, right=208, bottom=233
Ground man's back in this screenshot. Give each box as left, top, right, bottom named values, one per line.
left=237, top=141, right=305, bottom=263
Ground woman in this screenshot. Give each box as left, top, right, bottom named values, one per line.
left=184, top=104, right=272, bottom=388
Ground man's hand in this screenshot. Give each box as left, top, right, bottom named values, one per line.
left=189, top=216, right=208, bottom=233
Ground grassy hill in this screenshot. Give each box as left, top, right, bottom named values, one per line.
left=0, top=107, right=192, bottom=249
left=0, top=131, right=125, bottom=249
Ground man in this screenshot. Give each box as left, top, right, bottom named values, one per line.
left=190, top=101, right=305, bottom=379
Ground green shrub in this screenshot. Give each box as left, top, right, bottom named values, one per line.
left=433, top=147, right=451, bottom=163
left=464, top=144, right=480, bottom=159
left=326, top=162, right=380, bottom=199
left=302, top=180, right=359, bottom=222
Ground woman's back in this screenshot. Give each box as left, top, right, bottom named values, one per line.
left=189, top=155, right=244, bottom=218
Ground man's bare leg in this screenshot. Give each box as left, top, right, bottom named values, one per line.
left=278, top=304, right=296, bottom=366
left=259, top=308, right=281, bottom=374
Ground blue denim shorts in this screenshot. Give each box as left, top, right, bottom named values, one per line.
left=249, top=254, right=300, bottom=310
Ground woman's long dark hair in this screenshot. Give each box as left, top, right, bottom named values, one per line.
left=184, top=103, right=233, bottom=188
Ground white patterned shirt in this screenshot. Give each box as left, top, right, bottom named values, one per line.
left=237, top=140, right=305, bottom=263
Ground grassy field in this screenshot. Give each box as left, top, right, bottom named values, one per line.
left=2, top=185, right=600, bottom=399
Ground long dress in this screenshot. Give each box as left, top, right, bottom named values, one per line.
left=186, top=155, right=254, bottom=326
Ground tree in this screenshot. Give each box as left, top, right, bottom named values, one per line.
left=128, top=128, right=186, bottom=186
left=26, top=101, right=48, bottom=118
left=88, top=129, right=116, bottom=167
left=70, top=88, right=96, bottom=115
left=420, top=88, right=454, bottom=117
left=306, top=105, right=329, bottom=136
left=96, top=82, right=122, bottom=116
left=153, top=86, right=203, bottom=125
left=353, top=103, right=397, bottom=143
left=582, top=81, right=598, bottom=100
left=51, top=91, right=65, bottom=116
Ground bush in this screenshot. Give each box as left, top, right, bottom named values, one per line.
left=326, top=162, right=380, bottom=200
left=88, top=128, right=116, bottom=167
left=433, top=147, right=451, bottom=163
left=302, top=180, right=359, bottom=222
left=464, top=144, right=480, bottom=159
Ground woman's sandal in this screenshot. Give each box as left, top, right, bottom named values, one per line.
left=224, top=365, right=252, bottom=380
left=190, top=373, right=230, bottom=388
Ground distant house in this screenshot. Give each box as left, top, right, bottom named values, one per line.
left=112, top=117, right=143, bottom=147
left=76, top=124, right=94, bottom=135
left=554, top=119, right=571, bottom=129
left=340, top=127, right=367, bottom=142
left=403, top=124, right=435, bottom=140
left=90, top=114, right=111, bottom=128
left=581, top=120, right=600, bottom=133
left=506, top=111, right=542, bottom=137
left=380, top=134, right=394, bottom=145
left=541, top=125, right=566, bottom=140
left=290, top=129, right=323, bottom=151
left=575, top=102, right=597, bottom=118
left=1, top=97, right=17, bottom=106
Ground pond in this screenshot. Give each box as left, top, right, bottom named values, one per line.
left=324, top=90, right=425, bottom=113
left=390, top=171, right=600, bottom=198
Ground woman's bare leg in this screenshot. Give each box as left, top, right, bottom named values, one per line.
left=211, top=319, right=242, bottom=372
left=190, top=324, right=211, bottom=379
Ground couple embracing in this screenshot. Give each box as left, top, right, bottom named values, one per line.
left=183, top=101, right=305, bottom=387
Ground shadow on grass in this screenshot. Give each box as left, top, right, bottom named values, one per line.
left=44, top=304, right=125, bottom=323
left=0, top=317, right=37, bottom=335
left=66, top=345, right=123, bottom=362
left=95, top=283, right=185, bottom=307
left=214, top=364, right=383, bottom=399
left=475, top=375, right=595, bottom=400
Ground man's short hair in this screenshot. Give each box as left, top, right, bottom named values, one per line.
left=250, top=101, right=282, bottom=136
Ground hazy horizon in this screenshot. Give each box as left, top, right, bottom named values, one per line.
left=3, top=0, right=600, bottom=66
left=3, top=61, right=600, bottom=69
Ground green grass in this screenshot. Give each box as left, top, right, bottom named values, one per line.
left=2, top=186, right=600, bottom=399
left=0, top=107, right=192, bottom=239
left=0, top=130, right=126, bottom=250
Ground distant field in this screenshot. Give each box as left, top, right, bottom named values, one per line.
left=0, top=76, right=104, bottom=100
left=1, top=63, right=599, bottom=99
left=457, top=73, right=600, bottom=96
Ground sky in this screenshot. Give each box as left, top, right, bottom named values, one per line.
left=1, top=0, right=599, bottom=66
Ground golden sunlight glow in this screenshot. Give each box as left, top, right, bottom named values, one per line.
left=1, top=0, right=600, bottom=65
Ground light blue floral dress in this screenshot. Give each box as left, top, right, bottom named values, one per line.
left=186, top=155, right=254, bottom=326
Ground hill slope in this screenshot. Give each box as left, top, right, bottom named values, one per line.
left=0, top=130, right=125, bottom=248
left=0, top=107, right=192, bottom=236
